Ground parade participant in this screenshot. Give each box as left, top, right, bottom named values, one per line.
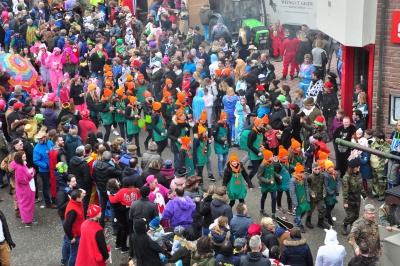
left=288, top=138, right=303, bottom=167
left=160, top=90, right=174, bottom=127
left=195, top=124, right=213, bottom=183
left=270, top=20, right=285, bottom=62
left=324, top=160, right=340, bottom=226
left=223, top=154, right=253, bottom=207
left=142, top=91, right=154, bottom=150
left=379, top=196, right=400, bottom=230
left=113, top=88, right=127, bottom=139
left=315, top=228, right=346, bottom=266
left=168, top=109, right=190, bottom=169
left=99, top=88, right=115, bottom=144
left=276, top=145, right=294, bottom=215
left=342, top=157, right=367, bottom=235
left=306, top=163, right=329, bottom=229
left=289, top=162, right=311, bottom=233
left=179, top=136, right=195, bottom=177
left=247, top=117, right=264, bottom=180
left=151, top=101, right=168, bottom=155
left=125, top=96, right=142, bottom=156
left=370, top=132, right=390, bottom=201
left=213, top=111, right=231, bottom=179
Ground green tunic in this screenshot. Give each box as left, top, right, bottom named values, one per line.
left=325, top=174, right=339, bottom=205
left=295, top=181, right=311, bottom=215
left=214, top=126, right=229, bottom=155
left=126, top=108, right=141, bottom=135
left=114, top=101, right=126, bottom=123
left=290, top=154, right=303, bottom=167
left=249, top=132, right=263, bottom=160
left=100, top=102, right=113, bottom=125
left=175, top=128, right=187, bottom=150
left=227, top=171, right=247, bottom=200
left=183, top=149, right=195, bottom=177
left=153, top=114, right=167, bottom=142
left=260, top=164, right=277, bottom=194
left=165, top=103, right=173, bottom=126
left=277, top=163, right=290, bottom=192
left=136, top=84, right=148, bottom=103
left=196, top=139, right=210, bottom=167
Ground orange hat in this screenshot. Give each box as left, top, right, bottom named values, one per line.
left=88, top=83, right=96, bottom=91
left=254, top=117, right=263, bottom=127
left=137, top=73, right=144, bottom=81
left=163, top=90, right=171, bottom=99
left=215, top=69, right=223, bottom=77
left=165, top=78, right=173, bottom=85
left=103, top=88, right=112, bottom=97
left=126, top=74, right=133, bottom=81
left=144, top=90, right=152, bottom=98
left=105, top=79, right=113, bottom=87
left=198, top=124, right=207, bottom=135
left=229, top=153, right=239, bottom=163
left=291, top=138, right=301, bottom=149
left=152, top=101, right=161, bottom=110
left=116, top=87, right=124, bottom=96
left=318, top=151, right=329, bottom=160
left=325, top=160, right=334, bottom=171
left=104, top=65, right=112, bottom=72
left=263, top=149, right=273, bottom=160
left=220, top=111, right=228, bottom=119
left=295, top=162, right=305, bottom=173
left=177, top=92, right=186, bottom=102
left=128, top=96, right=138, bottom=104
left=199, top=110, right=207, bottom=121
left=126, top=82, right=135, bottom=90
left=180, top=136, right=191, bottom=146
left=278, top=145, right=288, bottom=158
left=262, top=114, right=269, bottom=125
left=105, top=71, right=113, bottom=78
left=176, top=109, right=184, bottom=118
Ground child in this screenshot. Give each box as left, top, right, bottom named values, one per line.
left=148, top=216, right=166, bottom=247
left=323, top=160, right=341, bottom=226
left=255, top=94, right=271, bottom=118
left=160, top=160, right=175, bottom=187
left=55, top=162, right=70, bottom=192
left=288, top=138, right=304, bottom=167
left=289, top=162, right=311, bottom=233
left=236, top=75, right=247, bottom=96
left=112, top=57, right=122, bottom=87
left=280, top=117, right=292, bottom=149
left=209, top=216, right=231, bottom=256
left=179, top=136, right=195, bottom=177
left=171, top=225, right=185, bottom=255
left=265, top=124, right=280, bottom=154
left=276, top=146, right=294, bottom=215
left=358, top=137, right=372, bottom=193
left=194, top=125, right=212, bottom=183
left=356, top=92, right=368, bottom=122
left=277, top=95, right=290, bottom=116
left=293, top=89, right=304, bottom=109
left=281, top=85, right=292, bottom=104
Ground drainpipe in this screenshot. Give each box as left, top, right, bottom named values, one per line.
left=376, top=0, right=387, bottom=133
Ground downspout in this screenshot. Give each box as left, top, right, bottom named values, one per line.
left=376, top=0, right=387, bottom=132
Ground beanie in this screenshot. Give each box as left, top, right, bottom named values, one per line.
left=180, top=136, right=191, bottom=146
left=295, top=162, right=305, bottom=173
left=140, top=186, right=150, bottom=197
left=262, top=114, right=269, bottom=125
left=325, top=160, right=334, bottom=171
left=229, top=153, right=239, bottom=163
left=149, top=216, right=161, bottom=229
left=263, top=149, right=273, bottom=160
left=277, top=94, right=286, bottom=102
left=103, top=88, right=112, bottom=97
left=254, top=117, right=263, bottom=127
left=152, top=101, right=162, bottom=111
left=144, top=90, right=152, bottom=98
left=278, top=145, right=288, bottom=159
left=87, top=204, right=101, bottom=218
left=199, top=110, right=207, bottom=121
left=348, top=157, right=361, bottom=168
left=220, top=111, right=228, bottom=119
left=314, top=116, right=325, bottom=126
left=247, top=224, right=262, bottom=237
left=291, top=138, right=301, bottom=149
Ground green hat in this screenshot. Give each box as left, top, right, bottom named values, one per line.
left=34, top=114, right=44, bottom=121
left=87, top=39, right=95, bottom=45
left=277, top=94, right=286, bottom=102
left=56, top=162, right=68, bottom=173
left=116, top=38, right=123, bottom=45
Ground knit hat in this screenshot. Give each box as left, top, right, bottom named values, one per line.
left=198, top=124, right=206, bottom=135
left=164, top=160, right=173, bottom=169
left=229, top=153, right=239, bottom=163
left=278, top=145, right=288, bottom=159
left=247, top=224, right=262, bottom=237
left=87, top=204, right=101, bottom=218
left=152, top=101, right=162, bottom=111
left=126, top=74, right=133, bottom=81
left=263, top=149, right=273, bottom=160
left=103, top=88, right=112, bottom=97
left=277, top=95, right=286, bottom=102
left=126, top=82, right=135, bottom=90
left=56, top=162, right=68, bottom=173
left=149, top=216, right=161, bottom=229
left=325, top=160, right=334, bottom=171
left=254, top=117, right=263, bottom=127
left=348, top=157, right=361, bottom=168
left=314, top=116, right=325, bottom=126
left=165, top=78, right=173, bottom=85
left=220, top=111, right=228, bottom=119
left=295, top=162, right=305, bottom=173
left=116, top=87, right=124, bottom=96
left=199, top=110, right=207, bottom=121
left=105, top=79, right=113, bottom=87
left=146, top=175, right=156, bottom=184
left=180, top=136, right=191, bottom=146
left=140, top=186, right=150, bottom=197
left=144, top=90, right=152, bottom=98
left=318, top=151, right=329, bottom=160
left=88, top=83, right=96, bottom=91
left=163, top=90, right=171, bottom=99
left=291, top=138, right=301, bottom=149
left=356, top=128, right=363, bottom=137
left=177, top=92, right=186, bottom=102
left=174, top=225, right=185, bottom=236
left=324, top=81, right=333, bottom=89
left=128, top=96, right=138, bottom=104
left=234, top=238, right=247, bottom=249
left=81, top=109, right=90, bottom=119
left=262, top=114, right=269, bottom=125
left=34, top=114, right=44, bottom=121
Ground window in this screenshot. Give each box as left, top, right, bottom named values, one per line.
left=389, top=94, right=400, bottom=124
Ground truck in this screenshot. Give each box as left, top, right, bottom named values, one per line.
left=266, top=0, right=317, bottom=36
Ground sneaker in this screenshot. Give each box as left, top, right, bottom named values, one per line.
left=35, top=197, right=43, bottom=203
left=112, top=130, right=119, bottom=136
left=121, top=247, right=129, bottom=253
left=115, top=245, right=121, bottom=250
left=277, top=206, right=286, bottom=213
left=25, top=221, right=38, bottom=227
left=260, top=210, right=269, bottom=217
left=287, top=208, right=296, bottom=216
left=299, top=225, right=306, bottom=233
left=46, top=204, right=58, bottom=209
left=60, top=261, right=67, bottom=266
left=271, top=214, right=276, bottom=219
left=208, top=175, right=216, bottom=182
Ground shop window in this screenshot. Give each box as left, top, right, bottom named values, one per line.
left=389, top=94, right=400, bottom=124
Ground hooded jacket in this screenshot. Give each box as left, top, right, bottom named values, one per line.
left=261, top=227, right=280, bottom=250
left=210, top=194, right=233, bottom=223
left=281, top=238, right=313, bottom=266
left=42, top=108, right=58, bottom=131
left=69, top=156, right=91, bottom=191
left=171, top=240, right=197, bottom=266
left=65, top=133, right=83, bottom=161
left=45, top=47, right=63, bottom=70
left=93, top=160, right=122, bottom=192
left=240, top=252, right=271, bottom=266
left=122, top=167, right=143, bottom=188
left=78, top=118, right=97, bottom=142
left=163, top=196, right=196, bottom=228
left=200, top=5, right=212, bottom=25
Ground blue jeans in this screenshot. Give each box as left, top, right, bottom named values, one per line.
left=174, top=152, right=180, bottom=169
left=91, top=72, right=104, bottom=92
left=203, top=227, right=210, bottom=236
left=68, top=236, right=80, bottom=266
left=248, top=159, right=262, bottom=180
left=98, top=190, right=109, bottom=228
left=202, top=25, right=210, bottom=41
left=295, top=211, right=307, bottom=226
left=61, top=219, right=70, bottom=263
left=40, top=172, right=52, bottom=205
left=217, top=153, right=228, bottom=177
left=118, top=123, right=126, bottom=139
left=260, top=191, right=277, bottom=214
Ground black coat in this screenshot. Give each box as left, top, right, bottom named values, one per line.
left=167, top=117, right=190, bottom=153
left=121, top=167, right=143, bottom=188
left=295, top=39, right=312, bottom=63
left=222, top=162, right=253, bottom=188
left=317, top=91, right=339, bottom=118
left=69, top=84, right=85, bottom=106
left=0, top=211, right=15, bottom=250
left=129, top=197, right=159, bottom=224
left=210, top=194, right=233, bottom=223
left=85, top=94, right=101, bottom=117
left=269, top=107, right=286, bottom=130
left=281, top=238, right=313, bottom=266
left=69, top=156, right=91, bottom=191
left=93, top=160, right=122, bottom=192
left=348, top=255, right=375, bottom=266
left=88, top=52, right=106, bottom=73
left=200, top=194, right=214, bottom=228
left=245, top=85, right=256, bottom=111
left=261, top=227, right=279, bottom=250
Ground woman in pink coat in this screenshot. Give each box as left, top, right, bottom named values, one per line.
left=45, top=47, right=63, bottom=92
left=10, top=151, right=36, bottom=227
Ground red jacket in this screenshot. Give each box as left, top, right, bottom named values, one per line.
left=64, top=199, right=85, bottom=238
left=76, top=219, right=109, bottom=266
left=108, top=188, right=141, bottom=206
left=78, top=118, right=98, bottom=143
left=270, top=25, right=285, bottom=41
left=283, top=37, right=300, bottom=55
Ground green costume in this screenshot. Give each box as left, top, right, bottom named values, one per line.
left=196, top=139, right=211, bottom=167
left=153, top=114, right=167, bottom=142
left=227, top=171, right=247, bottom=200
left=342, top=172, right=366, bottom=225
left=276, top=163, right=290, bottom=192
left=290, top=154, right=303, bottom=167
left=324, top=171, right=340, bottom=206
left=126, top=108, right=141, bottom=135
left=163, top=103, right=174, bottom=126
left=114, top=101, right=126, bottom=123
left=257, top=162, right=277, bottom=194
left=136, top=84, right=148, bottom=103
left=100, top=102, right=113, bottom=125
left=290, top=176, right=311, bottom=215
left=181, top=149, right=195, bottom=177
left=214, top=126, right=229, bottom=155
left=175, top=128, right=187, bottom=151
left=249, top=131, right=263, bottom=160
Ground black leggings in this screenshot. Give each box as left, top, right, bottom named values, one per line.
left=128, top=133, right=140, bottom=150
left=277, top=191, right=292, bottom=210
left=144, top=129, right=153, bottom=147
left=103, top=125, right=112, bottom=142
left=325, top=204, right=335, bottom=223
left=229, top=199, right=244, bottom=207
left=156, top=139, right=168, bottom=155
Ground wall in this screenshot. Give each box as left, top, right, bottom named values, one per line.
left=372, top=0, right=400, bottom=134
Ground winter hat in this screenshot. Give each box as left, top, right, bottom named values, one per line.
left=356, top=128, right=363, bottom=137
left=348, top=157, right=361, bottom=168
left=314, top=116, right=325, bottom=126
left=103, top=88, right=112, bottom=97
left=278, top=145, right=288, bottom=159
left=56, top=162, right=68, bottom=173
left=87, top=204, right=101, bottom=218
left=254, top=117, right=263, bottom=127
left=163, top=90, right=172, bottom=99
left=164, top=160, right=173, bottom=169
left=263, top=149, right=273, bottom=161
left=116, top=87, right=124, bottom=96
left=144, top=90, right=152, bottom=98
left=34, top=114, right=45, bottom=121
left=146, top=175, right=156, bottom=184
left=324, top=81, right=333, bottom=90
left=126, top=74, right=134, bottom=81
left=152, top=101, right=162, bottom=111
left=126, top=82, right=135, bottom=91
left=149, top=216, right=161, bottom=229
left=220, top=111, right=228, bottom=119
left=199, top=110, right=207, bottom=121
left=229, top=153, right=239, bottom=163
left=162, top=57, right=170, bottom=65
left=81, top=109, right=90, bottom=119
left=177, top=92, right=186, bottom=102
left=128, top=96, right=138, bottom=104
left=295, top=162, right=305, bottom=173
left=318, top=151, right=329, bottom=160
left=154, top=61, right=161, bottom=68
left=140, top=186, right=150, bottom=197
left=13, top=102, right=24, bottom=110
left=234, top=238, right=247, bottom=249
left=198, top=124, right=206, bottom=135
left=258, top=74, right=266, bottom=81
left=325, top=160, right=334, bottom=171
left=180, top=136, right=191, bottom=146
left=291, top=138, right=301, bottom=149
left=277, top=95, right=286, bottom=102
left=165, top=78, right=173, bottom=85
left=262, top=114, right=269, bottom=125
left=247, top=224, right=262, bottom=237
left=174, top=225, right=185, bottom=236
left=324, top=229, right=339, bottom=246
left=88, top=83, right=96, bottom=91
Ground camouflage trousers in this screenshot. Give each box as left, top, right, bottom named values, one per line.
left=307, top=198, right=325, bottom=219
left=372, top=168, right=386, bottom=198
left=343, top=199, right=361, bottom=225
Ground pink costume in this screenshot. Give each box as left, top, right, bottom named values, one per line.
left=148, top=184, right=169, bottom=203
left=59, top=74, right=70, bottom=105
left=10, top=161, right=35, bottom=224
left=45, top=47, right=63, bottom=92
left=38, top=43, right=51, bottom=86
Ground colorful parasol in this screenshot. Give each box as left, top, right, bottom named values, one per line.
left=0, top=53, right=38, bottom=88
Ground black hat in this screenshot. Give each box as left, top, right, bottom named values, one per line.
left=348, top=157, right=361, bottom=168
left=174, top=166, right=191, bottom=177
left=140, top=186, right=150, bottom=197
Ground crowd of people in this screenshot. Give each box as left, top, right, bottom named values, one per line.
left=0, top=0, right=398, bottom=265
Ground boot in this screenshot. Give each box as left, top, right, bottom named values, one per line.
left=280, top=76, right=286, bottom=81
left=341, top=224, right=348, bottom=235
left=305, top=216, right=314, bottom=229
left=317, top=218, right=330, bottom=229
left=136, top=147, right=142, bottom=157
left=299, top=225, right=306, bottom=233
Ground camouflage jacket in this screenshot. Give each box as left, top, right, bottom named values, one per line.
left=370, top=140, right=390, bottom=169
left=307, top=172, right=326, bottom=201
left=349, top=216, right=380, bottom=258
left=342, top=172, right=366, bottom=205
left=379, top=203, right=398, bottom=227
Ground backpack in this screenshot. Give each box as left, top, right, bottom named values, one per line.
left=239, top=129, right=251, bottom=151
left=163, top=232, right=175, bottom=251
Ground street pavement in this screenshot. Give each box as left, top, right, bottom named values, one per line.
left=4, top=54, right=383, bottom=266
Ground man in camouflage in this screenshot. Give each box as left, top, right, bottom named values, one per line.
left=341, top=157, right=367, bottom=235
left=349, top=204, right=381, bottom=263
left=379, top=190, right=400, bottom=231
left=306, top=163, right=329, bottom=229
left=370, top=132, right=390, bottom=201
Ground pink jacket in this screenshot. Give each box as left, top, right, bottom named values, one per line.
left=59, top=87, right=70, bottom=105
left=45, top=47, right=63, bottom=71
left=148, top=184, right=169, bottom=202
left=265, top=129, right=280, bottom=148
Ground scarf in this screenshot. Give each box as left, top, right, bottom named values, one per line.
left=263, top=158, right=273, bottom=166
left=181, top=144, right=192, bottom=158
left=218, top=121, right=227, bottom=128
left=177, top=115, right=186, bottom=124
left=229, top=163, right=242, bottom=184
left=327, top=168, right=337, bottom=180
left=26, top=26, right=37, bottom=45
left=294, top=172, right=303, bottom=183
left=97, top=50, right=104, bottom=58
